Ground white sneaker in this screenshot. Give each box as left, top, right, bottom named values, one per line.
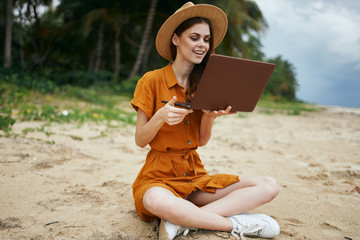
left=228, top=213, right=280, bottom=239
left=158, top=219, right=197, bottom=240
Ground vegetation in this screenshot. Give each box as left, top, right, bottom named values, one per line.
left=1, top=0, right=296, bottom=84
left=265, top=56, right=298, bottom=100
left=258, top=94, right=317, bottom=116
left=0, top=79, right=317, bottom=140
left=0, top=80, right=136, bottom=138
left=0, top=0, right=308, bottom=135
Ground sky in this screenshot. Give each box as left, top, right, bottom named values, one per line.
left=253, top=0, right=360, bottom=108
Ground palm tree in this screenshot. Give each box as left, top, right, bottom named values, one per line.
left=83, top=5, right=129, bottom=79
left=14, top=2, right=25, bottom=68
left=4, top=0, right=13, bottom=68
left=266, top=55, right=298, bottom=100
left=4, top=0, right=53, bottom=68
left=113, top=16, right=125, bottom=81
left=215, top=0, right=268, bottom=58
left=128, top=0, right=158, bottom=80
left=56, top=0, right=97, bottom=70
left=83, top=9, right=107, bottom=71
left=15, top=0, right=53, bottom=70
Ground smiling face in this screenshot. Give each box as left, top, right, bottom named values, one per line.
left=172, top=22, right=211, bottom=65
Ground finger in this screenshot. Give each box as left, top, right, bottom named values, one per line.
left=168, top=112, right=190, bottom=122
left=224, top=106, right=232, bottom=114
left=170, top=107, right=193, bottom=115
left=166, top=116, right=185, bottom=125
left=167, top=96, right=177, bottom=106
left=217, top=106, right=231, bottom=115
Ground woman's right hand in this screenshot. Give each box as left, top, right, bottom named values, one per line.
left=159, top=96, right=193, bottom=125
left=135, top=96, right=192, bottom=148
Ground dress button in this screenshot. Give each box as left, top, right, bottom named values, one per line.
left=187, top=140, right=192, bottom=145
left=185, top=120, right=190, bottom=125
left=184, top=172, right=188, bottom=176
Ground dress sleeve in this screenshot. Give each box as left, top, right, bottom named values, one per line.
left=130, top=73, right=155, bottom=119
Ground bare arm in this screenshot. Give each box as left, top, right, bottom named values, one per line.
left=198, top=106, right=235, bottom=146
left=135, top=96, right=193, bottom=148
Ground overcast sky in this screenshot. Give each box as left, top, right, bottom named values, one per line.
left=253, top=0, right=360, bottom=107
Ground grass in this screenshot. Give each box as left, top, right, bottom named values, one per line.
left=257, top=95, right=319, bottom=115
left=0, top=82, right=136, bottom=139
left=235, top=96, right=319, bottom=118
left=1, top=82, right=319, bottom=139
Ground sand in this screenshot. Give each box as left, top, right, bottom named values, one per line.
left=1, top=105, right=359, bottom=240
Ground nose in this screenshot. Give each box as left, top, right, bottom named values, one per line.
left=197, top=39, right=206, bottom=47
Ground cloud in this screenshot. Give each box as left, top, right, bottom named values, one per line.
left=254, top=0, right=360, bottom=107
left=258, top=0, right=360, bottom=65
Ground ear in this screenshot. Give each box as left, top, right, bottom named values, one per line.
left=172, top=34, right=178, bottom=46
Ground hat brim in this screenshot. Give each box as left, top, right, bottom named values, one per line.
left=156, top=4, right=228, bottom=61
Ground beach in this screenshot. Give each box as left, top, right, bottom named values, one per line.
left=1, top=105, right=359, bottom=240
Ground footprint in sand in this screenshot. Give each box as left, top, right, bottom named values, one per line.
left=296, top=171, right=330, bottom=181
left=320, top=222, right=341, bottom=231
left=63, top=185, right=103, bottom=204
left=331, top=169, right=360, bottom=179
left=277, top=218, right=305, bottom=238
left=0, top=217, right=22, bottom=229
left=283, top=218, right=304, bottom=226
left=100, top=180, right=129, bottom=189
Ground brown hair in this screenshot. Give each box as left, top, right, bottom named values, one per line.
left=170, top=17, right=214, bottom=101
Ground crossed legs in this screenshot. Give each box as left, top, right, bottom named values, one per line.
left=142, top=176, right=280, bottom=231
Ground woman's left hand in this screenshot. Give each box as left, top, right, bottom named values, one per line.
left=202, top=106, right=237, bottom=119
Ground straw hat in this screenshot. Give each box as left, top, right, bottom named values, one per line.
left=155, top=2, right=228, bottom=61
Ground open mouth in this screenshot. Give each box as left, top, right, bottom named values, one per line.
left=193, top=50, right=205, bottom=56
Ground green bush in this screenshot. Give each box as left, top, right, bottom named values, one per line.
left=114, top=75, right=140, bottom=95
left=1, top=68, right=116, bottom=94
left=0, top=108, right=16, bottom=133
left=51, top=70, right=115, bottom=87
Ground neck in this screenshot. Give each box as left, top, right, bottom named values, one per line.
left=171, top=58, right=194, bottom=89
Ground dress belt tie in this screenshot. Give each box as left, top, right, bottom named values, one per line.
left=150, top=149, right=198, bottom=176
left=182, top=150, right=197, bottom=176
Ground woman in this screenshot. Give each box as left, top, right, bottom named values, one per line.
left=130, top=2, right=280, bottom=240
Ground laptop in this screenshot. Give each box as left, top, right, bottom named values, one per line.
left=163, top=54, right=275, bottom=112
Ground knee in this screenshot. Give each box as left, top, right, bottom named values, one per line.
left=143, top=188, right=178, bottom=217
left=260, top=176, right=280, bottom=202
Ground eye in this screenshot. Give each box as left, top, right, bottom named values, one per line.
left=191, top=37, right=198, bottom=41
left=204, top=38, right=210, bottom=43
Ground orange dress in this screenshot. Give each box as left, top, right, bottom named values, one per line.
left=130, top=63, right=239, bottom=222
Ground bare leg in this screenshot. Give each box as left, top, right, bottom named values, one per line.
left=188, top=176, right=280, bottom=216
left=143, top=187, right=233, bottom=231
left=142, top=176, right=279, bottom=231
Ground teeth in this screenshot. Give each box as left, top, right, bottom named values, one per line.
left=194, top=51, right=204, bottom=55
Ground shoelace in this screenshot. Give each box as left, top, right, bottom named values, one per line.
left=178, top=227, right=198, bottom=237
left=231, top=224, right=263, bottom=240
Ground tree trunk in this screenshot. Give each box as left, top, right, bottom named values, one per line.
left=114, top=29, right=121, bottom=82
left=4, top=0, right=13, bottom=68
left=141, top=39, right=152, bottom=73
left=128, top=0, right=158, bottom=80
left=17, top=7, right=24, bottom=68
left=19, top=25, right=24, bottom=68
left=94, top=23, right=104, bottom=71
